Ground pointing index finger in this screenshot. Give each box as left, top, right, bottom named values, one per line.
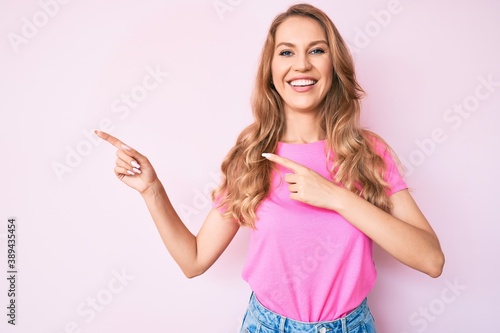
left=262, top=153, right=304, bottom=173
left=95, top=130, right=131, bottom=151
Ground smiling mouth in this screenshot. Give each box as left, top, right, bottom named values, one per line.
left=288, top=79, right=318, bottom=87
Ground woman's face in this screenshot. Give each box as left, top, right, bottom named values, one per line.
left=271, top=16, right=333, bottom=116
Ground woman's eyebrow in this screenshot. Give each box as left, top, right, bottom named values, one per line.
left=275, top=40, right=328, bottom=49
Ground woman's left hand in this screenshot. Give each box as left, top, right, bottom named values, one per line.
left=263, top=152, right=445, bottom=277
left=262, top=153, right=341, bottom=210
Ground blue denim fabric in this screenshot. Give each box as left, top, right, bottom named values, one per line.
left=240, top=293, right=377, bottom=333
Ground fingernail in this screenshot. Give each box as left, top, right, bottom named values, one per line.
left=131, top=160, right=140, bottom=168
left=132, top=167, right=141, bottom=174
left=122, top=144, right=131, bottom=151
left=126, top=170, right=135, bottom=175
left=262, top=153, right=271, bottom=158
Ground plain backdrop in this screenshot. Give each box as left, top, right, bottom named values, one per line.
left=1, top=0, right=499, bottom=332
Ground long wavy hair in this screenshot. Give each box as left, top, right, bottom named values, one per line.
left=212, top=3, right=394, bottom=228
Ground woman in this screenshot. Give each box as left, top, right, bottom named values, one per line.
left=96, top=3, right=444, bottom=332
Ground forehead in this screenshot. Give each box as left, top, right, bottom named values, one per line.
left=275, top=16, right=327, bottom=44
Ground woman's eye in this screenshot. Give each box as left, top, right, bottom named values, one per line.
left=310, top=48, right=326, bottom=55
left=279, top=50, right=293, bottom=57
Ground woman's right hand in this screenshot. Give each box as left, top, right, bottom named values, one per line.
left=96, top=131, right=240, bottom=279
left=95, top=130, right=159, bottom=195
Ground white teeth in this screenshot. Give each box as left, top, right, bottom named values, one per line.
left=289, top=79, right=317, bottom=87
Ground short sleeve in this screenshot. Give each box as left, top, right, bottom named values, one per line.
left=375, top=140, right=408, bottom=196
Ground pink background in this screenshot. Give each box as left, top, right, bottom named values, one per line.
left=1, top=0, right=498, bottom=332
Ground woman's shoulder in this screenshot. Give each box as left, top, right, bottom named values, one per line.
left=362, top=129, right=391, bottom=154
left=362, top=129, right=405, bottom=178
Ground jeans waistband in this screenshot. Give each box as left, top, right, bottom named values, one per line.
left=248, top=293, right=370, bottom=333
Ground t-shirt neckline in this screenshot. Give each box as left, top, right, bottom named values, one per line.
left=277, top=139, right=326, bottom=154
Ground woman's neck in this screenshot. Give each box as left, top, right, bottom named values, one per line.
left=280, top=111, right=324, bottom=144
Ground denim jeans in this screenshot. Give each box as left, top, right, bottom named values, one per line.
left=240, top=293, right=377, bottom=333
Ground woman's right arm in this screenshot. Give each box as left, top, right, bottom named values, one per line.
left=96, top=130, right=240, bottom=278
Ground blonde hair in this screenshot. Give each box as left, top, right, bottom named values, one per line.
left=213, top=3, right=393, bottom=228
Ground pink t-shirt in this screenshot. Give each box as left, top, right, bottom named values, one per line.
left=240, top=139, right=407, bottom=322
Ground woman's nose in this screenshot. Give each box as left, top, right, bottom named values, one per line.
left=293, top=52, right=312, bottom=72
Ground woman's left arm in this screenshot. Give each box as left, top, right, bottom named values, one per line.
left=262, top=153, right=445, bottom=278
left=332, top=187, right=445, bottom=278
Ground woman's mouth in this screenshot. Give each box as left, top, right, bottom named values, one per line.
left=288, top=79, right=317, bottom=87
left=287, top=79, right=318, bottom=92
